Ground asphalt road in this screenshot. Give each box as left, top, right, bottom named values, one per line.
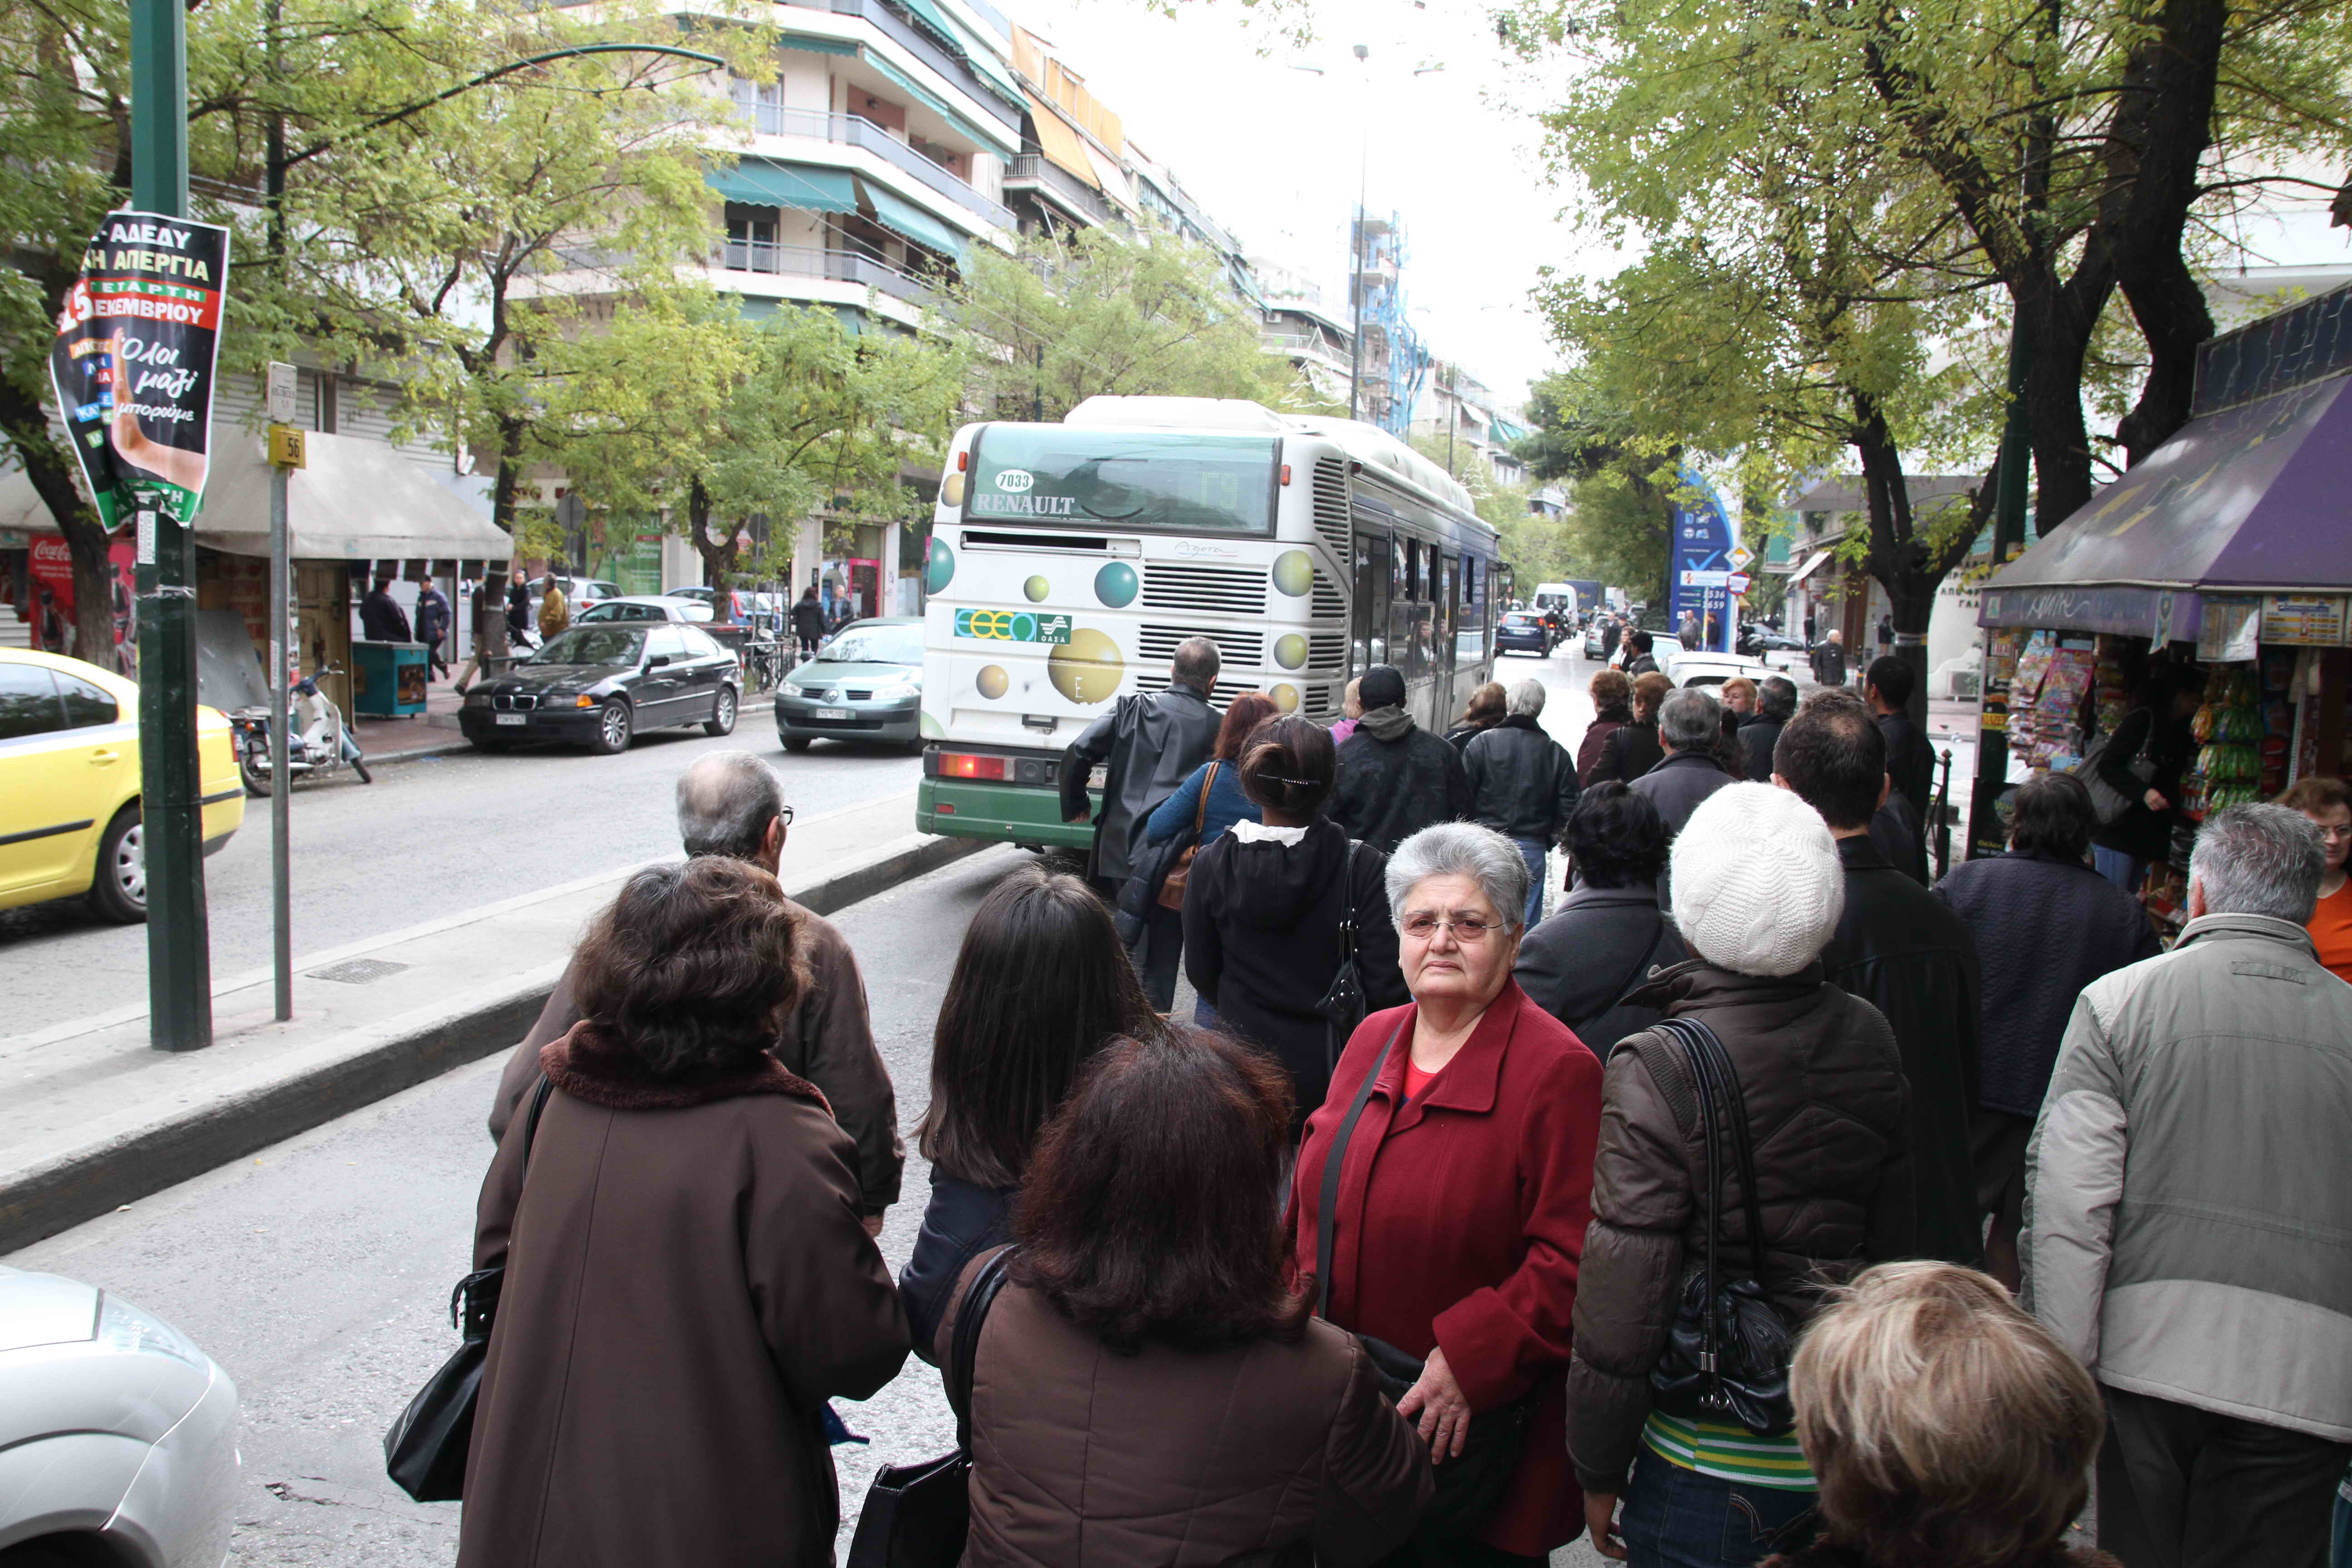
left=0, top=721, right=923, bottom=1034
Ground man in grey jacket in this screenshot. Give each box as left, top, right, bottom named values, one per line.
left=2026, top=803, right=2352, bottom=1568
left=1627, top=686, right=1734, bottom=836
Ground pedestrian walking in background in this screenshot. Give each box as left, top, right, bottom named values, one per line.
left=453, top=581, right=503, bottom=694
left=1331, top=675, right=1366, bottom=745
left=415, top=578, right=451, bottom=680
left=1718, top=677, right=1758, bottom=776
left=1329, top=664, right=1474, bottom=854
left=1808, top=629, right=1846, bottom=689
left=1930, top=772, right=2157, bottom=1290
left=1514, top=784, right=1689, bottom=1053
left=1875, top=614, right=1893, bottom=654
left=2087, top=663, right=2201, bottom=894
left=1761, top=1262, right=2113, bottom=1568
left=1464, top=678, right=1582, bottom=926
left=1580, top=668, right=1636, bottom=785
left=1184, top=714, right=1407, bottom=1126
left=1740, top=677, right=1798, bottom=790
left=1775, top=689, right=1982, bottom=1266
left=490, top=753, right=904, bottom=1228
left=1624, top=631, right=1661, bottom=677
left=537, top=575, right=570, bottom=642
left=505, top=570, right=533, bottom=649
left=2029, top=804, right=2352, bottom=1568
left=1140, top=691, right=1278, bottom=1024
left=1864, top=657, right=1933, bottom=881
left=458, top=858, right=908, bottom=1568
left=1294, top=822, right=1604, bottom=1563
left=1628, top=687, right=1736, bottom=838
left=1446, top=681, right=1509, bottom=750
left=1679, top=610, right=1701, bottom=644
left=361, top=572, right=411, bottom=643
left=1572, top=783, right=1912, bottom=1568
left=947, top=1028, right=1430, bottom=1567
left=791, top=585, right=826, bottom=657
left=1602, top=617, right=1624, bottom=663
left=2278, top=775, right=2352, bottom=981
left=1591, top=671, right=1672, bottom=784
left=898, top=863, right=1159, bottom=1356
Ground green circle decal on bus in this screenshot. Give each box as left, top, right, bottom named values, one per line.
left=1094, top=561, right=1138, bottom=608
left=1024, top=574, right=1050, bottom=602
left=925, top=537, right=955, bottom=593
left=1274, top=633, right=1308, bottom=670
left=1272, top=550, right=1313, bottom=598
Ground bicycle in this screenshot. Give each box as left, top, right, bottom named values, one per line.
left=742, top=638, right=787, bottom=694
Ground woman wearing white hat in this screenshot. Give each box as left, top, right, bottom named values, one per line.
left=1565, top=782, right=1916, bottom=1567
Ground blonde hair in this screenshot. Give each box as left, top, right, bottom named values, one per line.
left=1794, top=1262, right=2102, bottom=1568
left=1722, top=676, right=1758, bottom=704
left=1631, top=671, right=1673, bottom=720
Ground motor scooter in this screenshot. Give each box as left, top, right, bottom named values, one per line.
left=232, top=665, right=373, bottom=796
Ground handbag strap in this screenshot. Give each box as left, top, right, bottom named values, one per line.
left=948, top=1245, right=1017, bottom=1450
left=1193, top=762, right=1218, bottom=838
left=1335, top=839, right=1362, bottom=961
left=1314, top=1015, right=1407, bottom=1319
left=520, top=1074, right=554, bottom=1163
left=1655, top=1019, right=1770, bottom=1291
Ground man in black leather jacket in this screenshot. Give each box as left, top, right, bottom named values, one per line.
left=1464, top=678, right=1583, bottom=924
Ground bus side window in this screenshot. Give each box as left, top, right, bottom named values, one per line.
left=1359, top=533, right=1392, bottom=670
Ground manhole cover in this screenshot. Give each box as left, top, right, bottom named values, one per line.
left=307, top=958, right=410, bottom=985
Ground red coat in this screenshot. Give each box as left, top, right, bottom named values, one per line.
left=1291, top=981, right=1604, bottom=1558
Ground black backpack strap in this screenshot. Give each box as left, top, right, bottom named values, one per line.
left=520, top=1075, right=554, bottom=1164
left=948, top=1246, right=1017, bottom=1449
left=1314, top=1017, right=1407, bottom=1319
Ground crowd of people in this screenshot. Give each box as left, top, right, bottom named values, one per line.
left=441, top=638, right=2352, bottom=1568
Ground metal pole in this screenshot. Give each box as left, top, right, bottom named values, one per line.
left=270, top=461, right=292, bottom=1019
left=1348, top=45, right=1368, bottom=423
left=130, top=0, right=213, bottom=1051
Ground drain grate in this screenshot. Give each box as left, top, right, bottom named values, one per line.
left=307, top=957, right=411, bottom=985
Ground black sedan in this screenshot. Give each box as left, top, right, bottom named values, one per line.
left=461, top=623, right=742, bottom=755
left=1738, top=622, right=1808, bottom=657
left=1495, top=610, right=1552, bottom=657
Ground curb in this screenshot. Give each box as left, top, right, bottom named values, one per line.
left=0, top=828, right=989, bottom=1254
left=360, top=692, right=782, bottom=770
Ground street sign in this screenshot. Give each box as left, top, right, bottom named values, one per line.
left=1679, top=568, right=1732, bottom=589
left=267, top=424, right=306, bottom=468
left=1730, top=544, right=1755, bottom=571
left=1727, top=571, right=1752, bottom=594
left=267, top=360, right=296, bottom=424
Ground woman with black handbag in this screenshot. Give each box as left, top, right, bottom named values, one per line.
left=1293, top=821, right=1605, bottom=1564
left=1567, top=784, right=1912, bottom=1568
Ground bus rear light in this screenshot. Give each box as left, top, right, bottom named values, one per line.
left=936, top=802, right=956, bottom=814
left=1280, top=464, right=1291, bottom=485
left=941, top=752, right=1006, bottom=781
left=956, top=451, right=969, bottom=471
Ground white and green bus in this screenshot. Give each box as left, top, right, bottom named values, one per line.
left=915, top=395, right=1505, bottom=852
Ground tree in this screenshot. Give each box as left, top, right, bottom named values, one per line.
left=1516, top=374, right=1677, bottom=610
left=951, top=229, right=1308, bottom=420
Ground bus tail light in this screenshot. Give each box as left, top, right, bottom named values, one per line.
left=956, top=450, right=969, bottom=471
left=940, top=752, right=1006, bottom=781
left=1280, top=464, right=1291, bottom=485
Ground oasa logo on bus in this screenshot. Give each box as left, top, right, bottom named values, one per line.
left=994, top=468, right=1035, bottom=493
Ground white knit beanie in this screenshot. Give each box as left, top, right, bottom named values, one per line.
left=1670, top=783, right=1845, bottom=977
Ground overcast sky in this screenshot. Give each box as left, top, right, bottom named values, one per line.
left=1013, top=0, right=1614, bottom=412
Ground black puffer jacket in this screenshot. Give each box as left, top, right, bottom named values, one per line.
left=1565, top=959, right=1913, bottom=1494
left=1463, top=714, right=1582, bottom=843
left=1328, top=708, right=1475, bottom=854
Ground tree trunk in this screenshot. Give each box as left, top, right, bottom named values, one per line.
left=485, top=416, right=529, bottom=660
left=0, top=376, right=121, bottom=667
left=688, top=475, right=738, bottom=623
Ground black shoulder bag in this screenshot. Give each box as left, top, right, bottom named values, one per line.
left=1314, top=1021, right=1534, bottom=1541
left=1634, top=1017, right=1796, bottom=1436
left=847, top=1246, right=1017, bottom=1568
left=1314, top=840, right=1370, bottom=1074
left=384, top=1074, right=554, bottom=1502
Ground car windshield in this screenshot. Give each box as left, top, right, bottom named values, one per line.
left=534, top=627, right=645, bottom=666
left=577, top=601, right=669, bottom=623
left=817, top=624, right=922, bottom=665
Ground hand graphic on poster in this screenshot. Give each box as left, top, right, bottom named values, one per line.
left=108, top=399, right=206, bottom=492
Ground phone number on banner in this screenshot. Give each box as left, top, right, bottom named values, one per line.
left=954, top=609, right=1073, bottom=645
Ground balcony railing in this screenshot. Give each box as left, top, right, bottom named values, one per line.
left=1005, top=153, right=1121, bottom=230
left=776, top=0, right=1021, bottom=130
left=710, top=238, right=936, bottom=305
left=736, top=104, right=1012, bottom=230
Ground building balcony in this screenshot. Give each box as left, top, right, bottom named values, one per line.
left=778, top=0, right=1021, bottom=132
left=740, top=104, right=1012, bottom=230
left=1005, top=153, right=1119, bottom=229
left=710, top=238, right=936, bottom=306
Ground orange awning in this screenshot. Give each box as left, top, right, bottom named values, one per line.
left=1024, top=93, right=1099, bottom=188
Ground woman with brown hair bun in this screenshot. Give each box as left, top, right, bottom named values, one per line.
left=1183, top=714, right=1409, bottom=1126
left=946, top=1027, right=1430, bottom=1566
left=1446, top=680, right=1510, bottom=750
left=458, top=858, right=908, bottom=1568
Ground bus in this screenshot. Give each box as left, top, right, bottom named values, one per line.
left=915, top=395, right=1504, bottom=853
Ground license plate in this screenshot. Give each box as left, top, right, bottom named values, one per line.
left=815, top=706, right=852, bottom=720
left=495, top=712, right=526, bottom=726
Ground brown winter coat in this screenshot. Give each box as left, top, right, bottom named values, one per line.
left=938, top=1254, right=1431, bottom=1568
left=458, top=1023, right=910, bottom=1568
left=1565, top=960, right=1913, bottom=1493
left=489, top=894, right=905, bottom=1216
left=1761, top=1542, right=2121, bottom=1568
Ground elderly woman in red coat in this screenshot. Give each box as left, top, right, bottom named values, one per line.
left=1293, top=820, right=1606, bottom=1565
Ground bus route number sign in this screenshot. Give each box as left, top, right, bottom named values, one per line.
left=955, top=608, right=1072, bottom=645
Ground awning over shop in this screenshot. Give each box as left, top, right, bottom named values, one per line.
left=196, top=431, right=513, bottom=562
left=707, top=158, right=861, bottom=214
left=855, top=176, right=969, bottom=265
left=1788, top=547, right=1834, bottom=585
left=1024, top=93, right=1098, bottom=187
left=1980, top=371, right=2352, bottom=639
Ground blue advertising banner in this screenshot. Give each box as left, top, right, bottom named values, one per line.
left=1668, top=468, right=1735, bottom=652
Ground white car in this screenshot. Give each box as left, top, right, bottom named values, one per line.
left=1669, top=649, right=1777, bottom=690
left=0, top=1266, right=239, bottom=1566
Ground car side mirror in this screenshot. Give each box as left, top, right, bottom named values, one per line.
left=645, top=653, right=671, bottom=669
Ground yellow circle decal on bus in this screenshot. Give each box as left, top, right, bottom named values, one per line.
left=941, top=472, right=965, bottom=508
left=975, top=664, right=1009, bottom=699
left=1272, top=550, right=1314, bottom=598
left=1274, top=633, right=1308, bottom=670
left=1048, top=628, right=1125, bottom=704
left=1024, top=574, right=1050, bottom=602
left=1270, top=683, right=1300, bottom=712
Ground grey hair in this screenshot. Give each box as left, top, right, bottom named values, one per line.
left=2188, top=803, right=2325, bottom=923
left=676, top=750, right=785, bottom=860
left=1660, top=686, right=1722, bottom=751
left=1506, top=679, right=1547, bottom=718
left=1385, top=822, right=1530, bottom=932
left=1759, top=676, right=1799, bottom=721
left=1171, top=636, right=1222, bottom=689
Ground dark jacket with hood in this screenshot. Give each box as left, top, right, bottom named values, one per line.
left=1464, top=713, right=1582, bottom=843
left=1182, top=817, right=1408, bottom=1117
left=1627, top=747, right=1735, bottom=837
left=1821, top=833, right=1984, bottom=1266
left=1060, top=683, right=1221, bottom=884
left=1565, top=960, right=1913, bottom=1494
left=1514, top=880, right=1690, bottom=1052
left=1328, top=706, right=1475, bottom=855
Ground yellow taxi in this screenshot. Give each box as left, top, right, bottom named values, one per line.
left=0, top=647, right=244, bottom=922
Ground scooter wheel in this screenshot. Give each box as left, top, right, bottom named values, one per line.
left=352, top=757, right=374, bottom=784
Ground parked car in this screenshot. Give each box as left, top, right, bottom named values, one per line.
left=1740, top=622, right=1807, bottom=654
left=1615, top=632, right=1686, bottom=671
left=575, top=594, right=714, bottom=624
left=461, top=622, right=742, bottom=755
left=0, top=648, right=243, bottom=922
left=0, top=1265, right=240, bottom=1566
left=1582, top=621, right=1610, bottom=659
left=774, top=617, right=922, bottom=754
left=664, top=586, right=780, bottom=623
left=528, top=576, right=621, bottom=614
left=1667, top=649, right=1777, bottom=691
left=1495, top=610, right=1552, bottom=658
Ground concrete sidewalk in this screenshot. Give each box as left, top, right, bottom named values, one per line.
left=0, top=788, right=977, bottom=1252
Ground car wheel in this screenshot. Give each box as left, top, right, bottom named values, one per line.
left=705, top=685, right=739, bottom=737
left=592, top=699, right=633, bottom=755
left=782, top=735, right=811, bottom=754
left=86, top=804, right=146, bottom=924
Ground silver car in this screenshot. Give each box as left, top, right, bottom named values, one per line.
left=774, top=617, right=923, bottom=754
left=0, top=1266, right=239, bottom=1566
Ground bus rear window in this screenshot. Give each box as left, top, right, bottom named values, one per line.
left=966, top=428, right=1277, bottom=536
